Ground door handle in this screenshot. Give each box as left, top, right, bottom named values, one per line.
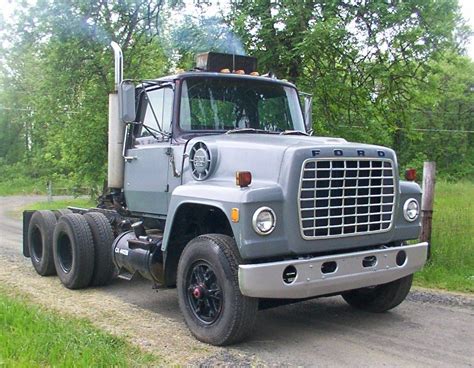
left=124, top=156, right=137, bottom=162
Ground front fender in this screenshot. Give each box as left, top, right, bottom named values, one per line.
left=161, top=181, right=284, bottom=253
left=394, top=180, right=423, bottom=239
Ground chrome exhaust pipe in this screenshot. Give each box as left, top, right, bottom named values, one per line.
left=110, top=41, right=123, bottom=91
left=108, top=42, right=125, bottom=189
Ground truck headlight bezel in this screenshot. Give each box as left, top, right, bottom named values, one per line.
left=403, top=198, right=420, bottom=222
left=252, top=207, right=276, bottom=235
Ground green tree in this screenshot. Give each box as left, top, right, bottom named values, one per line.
left=0, top=0, right=171, bottom=187
left=228, top=0, right=470, bottom=176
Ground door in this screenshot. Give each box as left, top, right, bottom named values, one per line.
left=124, top=86, right=174, bottom=216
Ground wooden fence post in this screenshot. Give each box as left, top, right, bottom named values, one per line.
left=47, top=180, right=53, bottom=203
left=420, top=161, right=436, bottom=258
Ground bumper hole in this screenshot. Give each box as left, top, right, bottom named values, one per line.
left=321, top=261, right=337, bottom=274
left=362, top=255, right=377, bottom=268
left=396, top=250, right=407, bottom=266
left=283, top=266, right=297, bottom=284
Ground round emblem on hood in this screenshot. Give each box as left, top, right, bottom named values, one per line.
left=190, top=142, right=212, bottom=180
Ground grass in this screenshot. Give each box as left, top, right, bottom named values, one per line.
left=414, top=180, right=474, bottom=293
left=26, top=198, right=97, bottom=211
left=0, top=291, right=160, bottom=367
left=0, top=172, right=97, bottom=197
left=0, top=178, right=47, bottom=196
left=9, top=198, right=97, bottom=220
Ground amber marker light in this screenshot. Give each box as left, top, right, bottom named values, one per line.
left=405, top=168, right=417, bottom=181
left=235, top=69, right=245, bottom=74
left=236, top=171, right=252, bottom=187
left=220, top=68, right=231, bottom=73
left=231, top=208, right=240, bottom=223
left=250, top=71, right=260, bottom=76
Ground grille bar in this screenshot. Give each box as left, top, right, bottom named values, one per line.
left=298, top=158, right=396, bottom=239
left=300, top=193, right=394, bottom=201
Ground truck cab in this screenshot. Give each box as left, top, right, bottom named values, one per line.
left=23, top=47, right=428, bottom=346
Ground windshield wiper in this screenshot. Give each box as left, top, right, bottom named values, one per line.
left=226, top=128, right=277, bottom=135
left=279, top=130, right=309, bottom=136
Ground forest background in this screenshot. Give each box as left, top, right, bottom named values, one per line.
left=0, top=0, right=473, bottom=194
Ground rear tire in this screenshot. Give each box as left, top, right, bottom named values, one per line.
left=342, top=274, right=413, bottom=313
left=84, top=212, right=115, bottom=287
left=53, top=209, right=73, bottom=220
left=53, top=214, right=95, bottom=289
left=27, top=210, right=57, bottom=276
left=177, top=234, right=258, bottom=346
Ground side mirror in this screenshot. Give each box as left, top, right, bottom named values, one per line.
left=302, top=93, right=313, bottom=133
left=118, top=80, right=136, bottom=123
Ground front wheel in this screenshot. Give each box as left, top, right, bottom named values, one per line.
left=177, top=234, right=258, bottom=346
left=342, top=274, right=413, bottom=313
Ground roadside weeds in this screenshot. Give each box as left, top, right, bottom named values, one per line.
left=0, top=255, right=258, bottom=366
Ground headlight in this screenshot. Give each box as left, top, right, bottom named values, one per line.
left=252, top=207, right=276, bottom=235
left=403, top=198, right=419, bottom=222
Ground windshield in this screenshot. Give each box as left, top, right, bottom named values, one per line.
left=179, top=77, right=305, bottom=133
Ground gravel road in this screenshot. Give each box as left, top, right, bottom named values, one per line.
left=1, top=196, right=473, bottom=367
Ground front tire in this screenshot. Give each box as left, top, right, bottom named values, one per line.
left=177, top=234, right=258, bottom=346
left=342, top=274, right=413, bottom=313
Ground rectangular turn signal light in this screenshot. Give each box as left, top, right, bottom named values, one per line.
left=405, top=168, right=417, bottom=181
left=231, top=208, right=240, bottom=223
left=236, top=171, right=252, bottom=187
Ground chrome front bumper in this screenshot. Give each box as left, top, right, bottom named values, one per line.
left=238, top=242, right=428, bottom=299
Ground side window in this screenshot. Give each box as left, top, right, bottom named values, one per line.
left=140, top=87, right=173, bottom=138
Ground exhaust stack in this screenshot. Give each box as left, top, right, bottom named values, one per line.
left=107, top=41, right=126, bottom=189
left=111, top=41, right=123, bottom=91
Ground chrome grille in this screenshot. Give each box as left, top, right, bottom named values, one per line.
left=298, top=158, right=395, bottom=239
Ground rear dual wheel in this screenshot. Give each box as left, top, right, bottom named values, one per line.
left=53, top=214, right=95, bottom=289
left=27, top=210, right=57, bottom=276
left=53, top=208, right=72, bottom=220
left=52, top=212, right=115, bottom=289
left=28, top=209, right=115, bottom=289
left=84, top=212, right=115, bottom=287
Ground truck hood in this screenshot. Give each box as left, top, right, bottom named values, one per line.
left=183, top=133, right=396, bottom=186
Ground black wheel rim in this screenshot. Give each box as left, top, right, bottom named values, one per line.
left=30, top=225, right=43, bottom=262
left=186, top=261, right=222, bottom=325
left=57, top=233, right=73, bottom=273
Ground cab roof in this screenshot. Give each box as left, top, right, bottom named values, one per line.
left=152, top=71, right=297, bottom=89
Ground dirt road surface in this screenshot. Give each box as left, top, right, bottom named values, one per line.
left=1, top=196, right=473, bottom=367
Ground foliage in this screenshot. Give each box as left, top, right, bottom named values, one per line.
left=0, top=0, right=170, bottom=189
left=414, top=180, right=474, bottom=292
left=0, top=290, right=160, bottom=367
left=169, top=14, right=247, bottom=70
left=0, top=0, right=473, bottom=189
left=228, top=0, right=474, bottom=179
left=406, top=54, right=474, bottom=178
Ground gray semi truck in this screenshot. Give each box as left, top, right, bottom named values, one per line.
left=23, top=42, right=428, bottom=346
